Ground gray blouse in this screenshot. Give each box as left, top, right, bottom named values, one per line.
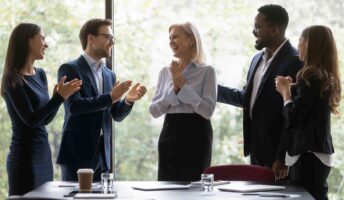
left=149, top=62, right=217, bottom=119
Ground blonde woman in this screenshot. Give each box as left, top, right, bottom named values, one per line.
left=150, top=22, right=217, bottom=181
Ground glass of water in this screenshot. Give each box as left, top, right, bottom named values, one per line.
left=201, top=173, right=214, bottom=192
left=101, top=173, right=114, bottom=193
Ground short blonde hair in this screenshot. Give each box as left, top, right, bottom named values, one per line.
left=169, top=22, right=206, bottom=65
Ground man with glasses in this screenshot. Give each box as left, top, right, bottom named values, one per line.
left=57, top=18, right=146, bottom=181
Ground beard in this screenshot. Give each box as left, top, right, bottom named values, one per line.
left=255, top=43, right=264, bottom=50
left=95, top=48, right=112, bottom=58
left=254, top=39, right=267, bottom=50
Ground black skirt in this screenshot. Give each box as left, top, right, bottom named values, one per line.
left=158, top=113, right=213, bottom=181
left=6, top=135, right=53, bottom=195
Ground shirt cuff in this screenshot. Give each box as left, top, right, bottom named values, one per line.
left=164, top=87, right=180, bottom=106
left=284, top=100, right=292, bottom=106
left=177, top=84, right=202, bottom=106
left=124, top=98, right=134, bottom=105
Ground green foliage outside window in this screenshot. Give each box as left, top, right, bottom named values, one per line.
left=0, top=0, right=343, bottom=199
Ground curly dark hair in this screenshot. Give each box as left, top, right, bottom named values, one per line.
left=258, top=4, right=289, bottom=34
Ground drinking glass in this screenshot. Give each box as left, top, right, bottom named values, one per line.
left=101, top=173, right=114, bottom=193
left=201, top=173, right=214, bottom=192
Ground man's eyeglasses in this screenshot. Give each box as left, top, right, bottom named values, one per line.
left=97, top=33, right=114, bottom=42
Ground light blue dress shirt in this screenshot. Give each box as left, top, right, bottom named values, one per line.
left=149, top=62, right=217, bottom=120
left=82, top=52, right=105, bottom=94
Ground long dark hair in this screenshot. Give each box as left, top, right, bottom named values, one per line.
left=296, top=25, right=341, bottom=113
left=1, top=23, right=41, bottom=96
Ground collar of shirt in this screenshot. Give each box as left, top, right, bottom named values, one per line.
left=184, top=61, right=203, bottom=71
left=262, top=39, right=288, bottom=62
left=180, top=62, right=197, bottom=76
left=82, top=52, right=105, bottom=71
left=186, top=61, right=195, bottom=68
left=191, top=61, right=206, bottom=68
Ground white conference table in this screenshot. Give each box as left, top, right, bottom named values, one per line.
left=22, top=181, right=314, bottom=200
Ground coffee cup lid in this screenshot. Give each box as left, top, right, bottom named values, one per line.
left=77, top=168, right=94, bottom=173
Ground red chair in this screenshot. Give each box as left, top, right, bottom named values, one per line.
left=203, top=164, right=275, bottom=182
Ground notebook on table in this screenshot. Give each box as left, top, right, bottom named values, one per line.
left=218, top=184, right=286, bottom=192
left=73, top=193, right=117, bottom=199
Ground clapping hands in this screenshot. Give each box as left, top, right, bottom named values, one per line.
left=55, top=76, right=82, bottom=100
left=110, top=80, right=147, bottom=104
left=126, top=83, right=147, bottom=104
left=111, top=80, right=132, bottom=103
left=275, top=76, right=293, bottom=102
left=170, top=60, right=186, bottom=93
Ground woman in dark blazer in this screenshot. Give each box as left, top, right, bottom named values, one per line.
left=275, top=25, right=341, bottom=200
left=1, top=23, right=82, bottom=195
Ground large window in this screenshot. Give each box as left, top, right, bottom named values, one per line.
left=0, top=0, right=343, bottom=199
left=112, top=0, right=344, bottom=199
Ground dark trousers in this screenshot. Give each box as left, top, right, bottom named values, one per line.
left=289, top=152, right=331, bottom=200
left=61, top=136, right=109, bottom=182
left=158, top=113, right=213, bottom=181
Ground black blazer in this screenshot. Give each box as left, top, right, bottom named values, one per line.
left=57, top=56, right=132, bottom=169
left=218, top=41, right=302, bottom=166
left=281, top=78, right=334, bottom=156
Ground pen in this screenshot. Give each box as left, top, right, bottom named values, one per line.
left=243, top=192, right=290, bottom=198
left=243, top=193, right=259, bottom=195
left=58, top=185, right=76, bottom=187
left=259, top=193, right=290, bottom=198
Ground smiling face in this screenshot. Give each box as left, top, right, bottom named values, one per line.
left=169, top=26, right=194, bottom=59
left=90, top=25, right=114, bottom=59
left=29, top=30, right=48, bottom=60
left=252, top=13, right=274, bottom=50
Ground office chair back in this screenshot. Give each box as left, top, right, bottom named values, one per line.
left=203, top=164, right=275, bottom=182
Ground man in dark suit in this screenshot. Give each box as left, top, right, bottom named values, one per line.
left=57, top=19, right=146, bottom=181
left=217, top=5, right=302, bottom=173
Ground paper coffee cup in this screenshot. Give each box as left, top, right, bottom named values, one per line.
left=77, top=168, right=94, bottom=192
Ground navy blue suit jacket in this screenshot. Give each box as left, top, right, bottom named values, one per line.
left=218, top=41, right=302, bottom=166
left=57, top=56, right=132, bottom=169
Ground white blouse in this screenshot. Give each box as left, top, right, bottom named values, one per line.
left=149, top=62, right=217, bottom=119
